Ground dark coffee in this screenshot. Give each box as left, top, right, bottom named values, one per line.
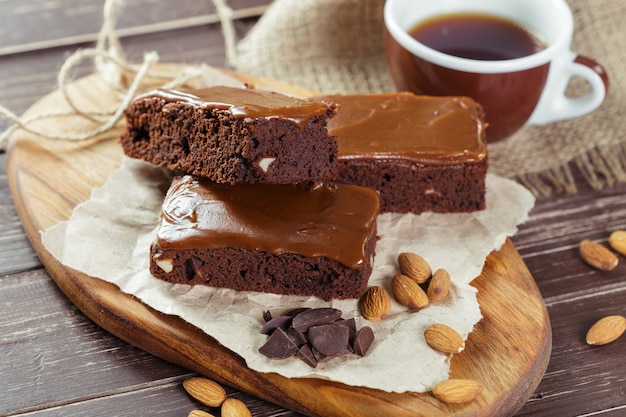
left=409, top=13, right=545, bottom=61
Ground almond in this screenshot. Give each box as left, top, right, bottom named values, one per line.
left=427, top=269, right=451, bottom=302
left=586, top=315, right=626, bottom=345
left=608, top=230, right=626, bottom=256
left=183, top=377, right=227, bottom=407
left=432, top=379, right=483, bottom=404
left=188, top=410, right=216, bottom=417
left=221, top=398, right=253, bottom=417
left=579, top=239, right=618, bottom=271
left=424, top=323, right=465, bottom=353
left=359, top=286, right=391, bottom=321
left=392, top=273, right=429, bottom=309
left=398, top=252, right=432, bottom=284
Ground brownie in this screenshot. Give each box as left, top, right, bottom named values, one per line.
left=150, top=175, right=379, bottom=301
left=311, top=92, right=488, bottom=214
left=120, top=86, right=339, bottom=184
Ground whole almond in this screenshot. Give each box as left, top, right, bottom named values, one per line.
left=183, top=377, right=227, bottom=407
left=392, top=273, right=429, bottom=309
left=427, top=269, right=451, bottom=302
left=432, top=379, right=483, bottom=404
left=424, top=323, right=465, bottom=353
left=221, top=398, right=252, bottom=417
left=608, top=230, right=626, bottom=256
left=360, top=286, right=391, bottom=321
left=579, top=240, right=618, bottom=271
left=586, top=315, right=626, bottom=345
left=398, top=252, right=432, bottom=284
left=188, top=410, right=216, bottom=417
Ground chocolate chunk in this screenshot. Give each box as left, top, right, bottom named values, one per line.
left=287, top=326, right=308, bottom=347
left=353, top=326, right=375, bottom=356
left=308, top=324, right=350, bottom=356
left=292, top=308, right=343, bottom=333
left=296, top=344, right=318, bottom=368
left=286, top=307, right=310, bottom=317
left=311, top=346, right=343, bottom=363
left=259, top=307, right=375, bottom=368
left=337, top=317, right=357, bottom=332
left=260, top=316, right=293, bottom=335
left=258, top=327, right=299, bottom=359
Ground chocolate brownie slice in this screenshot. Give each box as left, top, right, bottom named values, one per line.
left=311, top=92, right=488, bottom=214
left=150, top=175, right=379, bottom=300
left=121, top=86, right=338, bottom=184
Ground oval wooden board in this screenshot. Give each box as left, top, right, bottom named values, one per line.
left=6, top=67, right=551, bottom=417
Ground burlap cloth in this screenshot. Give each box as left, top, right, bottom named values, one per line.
left=233, top=0, right=625, bottom=195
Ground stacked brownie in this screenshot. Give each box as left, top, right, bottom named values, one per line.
left=311, top=92, right=488, bottom=214
left=121, top=86, right=380, bottom=301
left=121, top=86, right=488, bottom=301
left=121, top=87, right=339, bottom=184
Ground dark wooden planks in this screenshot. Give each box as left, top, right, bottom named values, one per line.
left=0, top=0, right=269, bottom=55
left=512, top=171, right=626, bottom=417
left=516, top=287, right=626, bottom=417
left=513, top=173, right=626, bottom=303
left=0, top=19, right=260, bottom=134
left=0, top=269, right=191, bottom=416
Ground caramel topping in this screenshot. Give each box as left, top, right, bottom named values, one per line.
left=312, top=93, right=487, bottom=165
left=156, top=176, right=379, bottom=269
left=140, top=86, right=332, bottom=130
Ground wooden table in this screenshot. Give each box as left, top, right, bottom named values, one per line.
left=1, top=1, right=625, bottom=416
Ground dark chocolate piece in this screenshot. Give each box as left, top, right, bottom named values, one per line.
left=292, top=308, right=343, bottom=333
left=296, top=344, right=318, bottom=368
left=337, top=317, right=357, bottom=332
left=260, top=316, right=293, bottom=335
left=353, top=326, right=375, bottom=356
left=258, top=327, right=299, bottom=359
left=287, top=327, right=308, bottom=347
left=286, top=307, right=311, bottom=317
left=263, top=310, right=273, bottom=322
left=308, top=324, right=350, bottom=356
left=259, top=307, right=376, bottom=367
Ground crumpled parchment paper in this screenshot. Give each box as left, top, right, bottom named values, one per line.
left=41, top=155, right=534, bottom=393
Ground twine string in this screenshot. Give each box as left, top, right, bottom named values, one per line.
left=0, top=0, right=238, bottom=150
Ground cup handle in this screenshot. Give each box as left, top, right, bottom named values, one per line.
left=528, top=52, right=609, bottom=125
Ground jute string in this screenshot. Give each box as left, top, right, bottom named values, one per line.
left=0, top=0, right=231, bottom=148
left=1, top=0, right=624, bottom=196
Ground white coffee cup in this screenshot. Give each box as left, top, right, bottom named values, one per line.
left=384, top=0, right=609, bottom=142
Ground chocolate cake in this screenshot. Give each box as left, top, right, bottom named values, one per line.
left=311, top=92, right=488, bottom=214
left=150, top=175, right=380, bottom=300
left=121, top=86, right=339, bottom=184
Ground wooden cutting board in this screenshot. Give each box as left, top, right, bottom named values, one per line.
left=6, top=68, right=551, bottom=417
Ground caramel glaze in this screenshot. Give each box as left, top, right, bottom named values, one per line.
left=311, top=92, right=487, bottom=165
left=139, top=86, right=333, bottom=130
left=156, top=176, right=380, bottom=269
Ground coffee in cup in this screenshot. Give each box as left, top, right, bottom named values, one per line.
left=384, top=0, right=609, bottom=142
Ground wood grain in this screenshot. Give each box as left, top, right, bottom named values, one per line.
left=0, top=0, right=269, bottom=55
left=6, top=68, right=550, bottom=417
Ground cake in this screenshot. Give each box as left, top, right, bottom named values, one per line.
left=120, top=86, right=339, bottom=184
left=150, top=175, right=380, bottom=300
left=311, top=92, right=488, bottom=214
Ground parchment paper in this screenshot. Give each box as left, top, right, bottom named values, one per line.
left=41, top=155, right=534, bottom=393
